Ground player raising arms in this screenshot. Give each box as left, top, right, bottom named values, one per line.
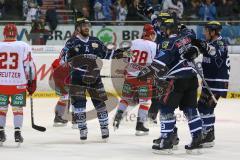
left=0, top=24, right=37, bottom=145
left=113, top=24, right=157, bottom=136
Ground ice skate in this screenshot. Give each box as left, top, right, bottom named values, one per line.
left=135, top=121, right=149, bottom=136
left=80, top=128, right=88, bottom=142
left=185, top=134, right=203, bottom=154
left=0, top=129, right=6, bottom=146
left=152, top=134, right=174, bottom=154
left=53, top=112, right=68, bottom=127
left=153, top=129, right=179, bottom=150
left=15, top=128, right=24, bottom=147
left=101, top=127, right=109, bottom=142
left=113, top=110, right=123, bottom=131
left=202, top=128, right=215, bottom=148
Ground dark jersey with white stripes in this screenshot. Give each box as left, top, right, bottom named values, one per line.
left=60, top=35, right=114, bottom=82
left=61, top=36, right=114, bottom=61
left=202, top=36, right=230, bottom=97
left=155, top=33, right=197, bottom=78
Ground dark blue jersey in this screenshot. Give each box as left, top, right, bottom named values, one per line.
left=155, top=33, right=197, bottom=78
left=202, top=36, right=230, bottom=97
left=61, top=35, right=114, bottom=61
left=61, top=35, right=114, bottom=84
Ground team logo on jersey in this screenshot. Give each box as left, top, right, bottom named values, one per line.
left=92, top=43, right=99, bottom=48
left=162, top=41, right=169, bottom=49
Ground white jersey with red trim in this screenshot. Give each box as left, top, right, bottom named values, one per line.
left=126, top=39, right=157, bottom=77
left=0, top=41, right=36, bottom=93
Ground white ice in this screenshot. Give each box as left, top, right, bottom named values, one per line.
left=0, top=98, right=240, bottom=160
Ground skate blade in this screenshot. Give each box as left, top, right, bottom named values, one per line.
left=16, top=142, right=22, bottom=148
left=186, top=148, right=203, bottom=155
left=113, top=126, right=119, bottom=132
left=173, top=145, right=178, bottom=150
left=53, top=123, right=68, bottom=127
left=202, top=142, right=215, bottom=148
left=135, top=131, right=149, bottom=136
left=153, top=149, right=173, bottom=155
left=102, top=138, right=109, bottom=143
left=71, top=124, right=78, bottom=129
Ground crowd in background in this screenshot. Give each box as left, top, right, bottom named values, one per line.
left=0, top=0, right=240, bottom=22
left=71, top=0, right=240, bottom=22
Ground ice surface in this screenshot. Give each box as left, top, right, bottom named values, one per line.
left=1, top=98, right=240, bottom=160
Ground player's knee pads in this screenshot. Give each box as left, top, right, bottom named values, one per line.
left=12, top=106, right=23, bottom=116
left=71, top=96, right=87, bottom=109
left=198, top=104, right=214, bottom=115
left=0, top=106, right=8, bottom=116
left=182, top=107, right=199, bottom=121
left=139, top=99, right=151, bottom=108
left=92, top=99, right=106, bottom=110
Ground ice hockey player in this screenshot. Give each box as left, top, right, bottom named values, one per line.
left=198, top=21, right=230, bottom=148
left=113, top=24, right=156, bottom=136
left=0, top=23, right=37, bottom=145
left=51, top=57, right=69, bottom=127
left=60, top=17, right=128, bottom=141
left=138, top=19, right=204, bottom=154
left=148, top=11, right=172, bottom=124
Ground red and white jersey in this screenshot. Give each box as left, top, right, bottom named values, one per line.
left=0, top=40, right=36, bottom=95
left=126, top=39, right=157, bottom=77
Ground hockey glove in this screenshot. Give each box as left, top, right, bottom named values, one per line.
left=137, top=60, right=168, bottom=80
left=181, top=46, right=200, bottom=61
left=27, top=80, right=37, bottom=95
left=112, top=47, right=131, bottom=59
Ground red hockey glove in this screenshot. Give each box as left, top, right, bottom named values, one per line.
left=27, top=80, right=37, bottom=95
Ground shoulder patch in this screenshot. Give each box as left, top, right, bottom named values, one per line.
left=162, top=41, right=169, bottom=49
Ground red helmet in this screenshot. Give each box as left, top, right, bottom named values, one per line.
left=3, top=23, right=18, bottom=38
left=143, top=24, right=155, bottom=37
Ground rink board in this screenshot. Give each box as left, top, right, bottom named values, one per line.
left=32, top=46, right=240, bottom=98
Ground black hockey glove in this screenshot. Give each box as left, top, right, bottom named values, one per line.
left=137, top=60, right=168, bottom=81
left=181, top=46, right=200, bottom=61
left=112, top=47, right=131, bottom=59
left=191, top=39, right=209, bottom=55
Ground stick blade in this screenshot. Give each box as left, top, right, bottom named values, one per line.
left=32, top=125, right=46, bottom=132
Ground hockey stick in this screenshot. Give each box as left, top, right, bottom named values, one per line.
left=191, top=61, right=218, bottom=103
left=29, top=67, right=46, bottom=132
left=30, top=95, right=46, bottom=132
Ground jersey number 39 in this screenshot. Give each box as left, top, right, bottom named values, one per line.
left=0, top=52, right=19, bottom=69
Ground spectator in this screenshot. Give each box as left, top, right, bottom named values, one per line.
left=185, top=0, right=201, bottom=19
left=162, top=0, right=184, bottom=19
left=116, top=0, right=128, bottom=25
left=126, top=0, right=143, bottom=21
left=26, top=2, right=40, bottom=22
left=45, top=6, right=58, bottom=31
left=93, top=1, right=105, bottom=21
left=94, top=0, right=113, bottom=20
left=218, top=0, right=238, bottom=20
left=199, top=0, right=217, bottom=21
left=29, top=18, right=50, bottom=45
left=0, top=0, right=5, bottom=18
